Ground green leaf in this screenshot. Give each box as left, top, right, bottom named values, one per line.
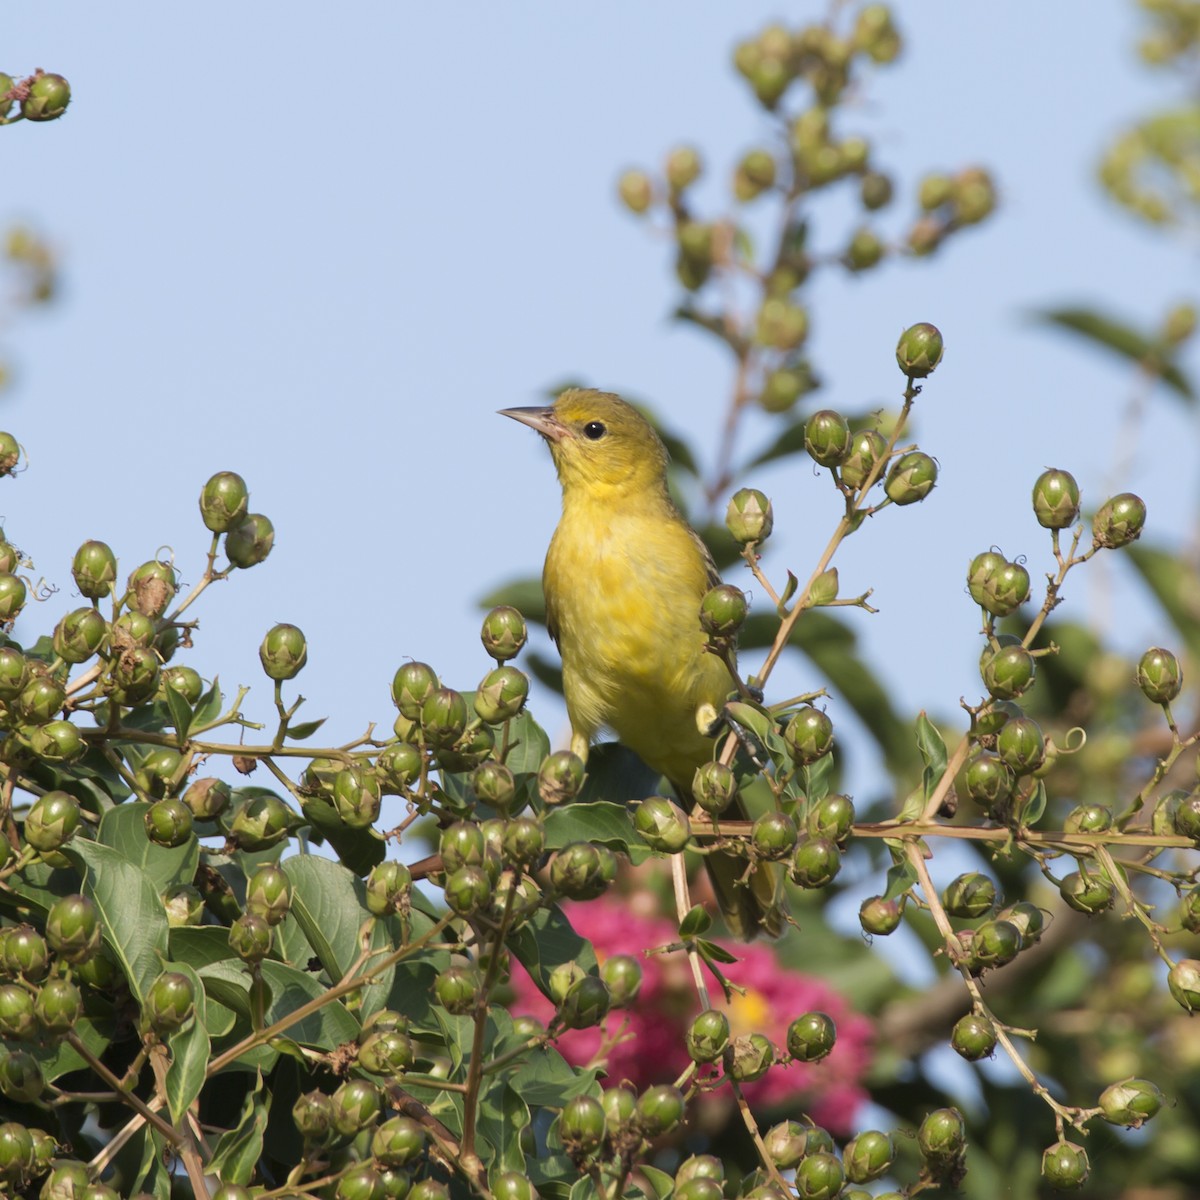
left=479, top=578, right=547, bottom=625
left=200, top=958, right=360, bottom=1054
left=527, top=1153, right=579, bottom=1200
left=679, top=904, right=712, bottom=938
left=1126, top=542, right=1200, bottom=662
left=163, top=686, right=193, bottom=740
left=499, top=708, right=552, bottom=776
left=507, top=904, right=598, bottom=1000
left=697, top=937, right=738, bottom=965
left=298, top=792, right=387, bottom=876
left=30, top=1014, right=111, bottom=1083
left=166, top=962, right=211, bottom=1125
left=672, top=304, right=748, bottom=363
left=97, top=802, right=199, bottom=893
left=191, top=677, right=224, bottom=730
left=285, top=717, right=326, bottom=741
left=66, top=840, right=169, bottom=1005
left=509, top=1042, right=600, bottom=1106
left=881, top=858, right=918, bottom=902
left=287, top=853, right=402, bottom=1012
left=207, top=1078, right=270, bottom=1185
left=576, top=741, right=660, bottom=805
left=631, top=1166, right=675, bottom=1199
left=1019, top=779, right=1048, bottom=827
left=1032, top=306, right=1194, bottom=402
left=475, top=1080, right=530, bottom=1173
left=915, top=712, right=948, bottom=776
left=543, top=800, right=649, bottom=863
left=128, top=1126, right=172, bottom=1200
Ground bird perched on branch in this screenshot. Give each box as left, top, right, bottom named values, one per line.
left=502, top=388, right=782, bottom=938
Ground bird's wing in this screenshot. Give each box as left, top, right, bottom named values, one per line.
left=686, top=523, right=723, bottom=593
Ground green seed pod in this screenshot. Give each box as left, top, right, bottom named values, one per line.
left=674, top=1177, right=723, bottom=1200
left=676, top=1156, right=724, bottom=1188
left=602, top=1086, right=637, bottom=1137
left=796, top=1151, right=844, bottom=1200
left=804, top=410, right=852, bottom=467
left=917, top=1106, right=966, bottom=1169
left=973, top=919, right=1021, bottom=969
left=1, top=925, right=48, bottom=979
left=444, top=865, right=491, bottom=916
left=559, top=1095, right=606, bottom=1156
left=617, top=169, right=654, bottom=214
left=229, top=793, right=292, bottom=851
left=692, top=761, right=738, bottom=815
left=0, top=77, right=13, bottom=122
left=371, top=1116, right=426, bottom=1167
left=146, top=971, right=195, bottom=1036
left=1092, top=493, right=1146, bottom=550
left=377, top=742, right=423, bottom=794
left=952, top=166, right=996, bottom=224
left=27, top=721, right=85, bottom=769
left=224, top=513, right=275, bottom=569
left=72, top=540, right=117, bottom=600
left=45, top=894, right=100, bottom=963
left=755, top=298, right=809, bottom=351
left=23, top=790, right=81, bottom=855
left=942, top=872, right=996, bottom=919
left=665, top=145, right=702, bottom=191
left=1180, top=887, right=1200, bottom=934
left=333, top=764, right=382, bottom=829
left=1168, top=958, right=1200, bottom=1013
left=440, top=821, right=485, bottom=872
left=726, top=487, right=774, bottom=545
left=699, top=583, right=748, bottom=639
left=199, top=471, right=250, bottom=533
left=791, top=837, right=841, bottom=888
left=758, top=364, right=812, bottom=413
left=0, top=1049, right=44, bottom=1103
left=786, top=1011, right=836, bottom=1061
left=502, top=816, right=545, bottom=866
left=0, top=985, right=36, bottom=1040
left=1060, top=870, right=1113, bottom=915
left=559, top=975, right=611, bottom=1030
left=600, top=954, right=642, bottom=1008
left=844, top=1130, right=894, bottom=1184
left=126, top=560, right=177, bottom=619
left=884, top=450, right=937, bottom=505
left=806, top=792, right=855, bottom=843
left=961, top=752, right=1013, bottom=811
left=838, top=429, right=888, bottom=491
left=1031, top=468, right=1080, bottom=529
left=966, top=550, right=1005, bottom=606
left=538, top=750, right=585, bottom=805
left=547, top=961, right=586, bottom=1007
left=420, top=686, right=468, bottom=748
left=259, top=623, right=308, bottom=681
left=473, top=665, right=528, bottom=724
left=112, top=611, right=156, bottom=649
left=336, top=1167, right=384, bottom=1200
left=469, top=760, right=516, bottom=812
left=783, top=708, right=834, bottom=764
left=21, top=73, right=71, bottom=121
left=550, top=842, right=610, bottom=900
left=996, top=715, right=1046, bottom=775
left=860, top=169, right=893, bottom=209
left=1136, top=646, right=1183, bottom=704
left=0, top=573, right=25, bottom=622
left=136, top=748, right=184, bottom=798
left=1098, top=1077, right=1163, bottom=1128
left=358, top=1028, right=415, bottom=1078
left=52, top=607, right=107, bottom=664
left=365, top=860, right=412, bottom=917
left=16, top=675, right=64, bottom=725
left=751, top=811, right=797, bottom=860
left=917, top=172, right=954, bottom=211
left=1064, top=803, right=1113, bottom=833
left=998, top=901, right=1045, bottom=946
left=391, top=661, right=438, bottom=719
left=951, top=1012, right=997, bottom=1061
left=183, top=776, right=231, bottom=821
left=981, top=643, right=1035, bottom=700
left=1041, top=1140, right=1089, bottom=1191
left=0, top=647, right=27, bottom=701
left=845, top=227, right=885, bottom=271
left=733, top=148, right=777, bottom=202
left=144, top=798, right=193, bottom=848
left=33, top=977, right=82, bottom=1036
left=492, top=1174, right=534, bottom=1200
left=635, top=1083, right=685, bottom=1137
left=859, top=894, right=902, bottom=935
left=633, top=797, right=691, bottom=853
left=110, top=647, right=160, bottom=705
left=229, top=912, right=272, bottom=963
left=332, top=1078, right=382, bottom=1137
left=727, top=1031, right=775, bottom=1082
left=686, top=1008, right=731, bottom=1063
left=978, top=560, right=1030, bottom=617
left=163, top=884, right=204, bottom=927
left=0, top=1122, right=35, bottom=1183
left=163, top=666, right=203, bottom=706
left=762, top=1121, right=811, bottom=1170
left=480, top=605, right=527, bottom=662
left=895, top=322, right=945, bottom=378
left=246, top=864, right=292, bottom=926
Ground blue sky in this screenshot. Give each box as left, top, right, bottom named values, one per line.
left=2, top=3, right=1194, bottom=801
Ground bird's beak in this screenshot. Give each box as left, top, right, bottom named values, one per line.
left=499, top=405, right=570, bottom=443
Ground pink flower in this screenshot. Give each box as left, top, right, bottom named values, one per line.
left=507, top=898, right=872, bottom=1132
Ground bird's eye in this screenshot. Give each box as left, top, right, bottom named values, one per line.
left=583, top=421, right=607, bottom=440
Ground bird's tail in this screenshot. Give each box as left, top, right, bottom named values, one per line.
left=676, top=781, right=786, bottom=940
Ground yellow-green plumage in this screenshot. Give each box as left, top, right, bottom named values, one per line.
left=502, top=388, right=782, bottom=938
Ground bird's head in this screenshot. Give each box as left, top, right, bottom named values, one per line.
left=500, top=388, right=670, bottom=498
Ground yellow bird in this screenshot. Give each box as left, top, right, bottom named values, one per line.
left=502, top=388, right=782, bottom=938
